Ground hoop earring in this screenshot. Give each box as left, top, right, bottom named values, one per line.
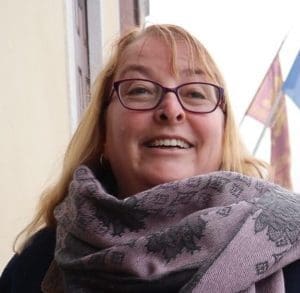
left=100, top=154, right=104, bottom=168
left=100, top=154, right=109, bottom=170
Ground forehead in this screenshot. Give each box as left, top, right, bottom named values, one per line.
left=124, top=36, right=175, bottom=55
left=116, top=36, right=204, bottom=78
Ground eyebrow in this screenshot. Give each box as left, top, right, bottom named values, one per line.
left=180, top=68, right=205, bottom=76
left=118, top=65, right=151, bottom=77
left=118, top=64, right=206, bottom=78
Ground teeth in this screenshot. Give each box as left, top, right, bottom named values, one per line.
left=149, top=139, right=190, bottom=149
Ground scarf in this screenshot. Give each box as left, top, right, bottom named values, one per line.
left=42, top=165, right=300, bottom=292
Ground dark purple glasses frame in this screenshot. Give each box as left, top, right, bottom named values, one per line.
left=110, top=78, right=226, bottom=114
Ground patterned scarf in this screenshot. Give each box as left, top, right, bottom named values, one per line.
left=42, top=165, right=300, bottom=292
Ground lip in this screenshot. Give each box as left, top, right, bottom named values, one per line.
left=143, top=135, right=194, bottom=149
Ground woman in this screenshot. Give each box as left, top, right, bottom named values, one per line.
left=1, top=24, right=299, bottom=292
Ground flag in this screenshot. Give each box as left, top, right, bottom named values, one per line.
left=270, top=94, right=292, bottom=189
left=246, top=55, right=292, bottom=189
left=282, top=51, right=300, bottom=108
left=246, top=56, right=283, bottom=125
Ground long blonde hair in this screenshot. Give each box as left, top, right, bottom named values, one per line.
left=16, top=24, right=267, bottom=250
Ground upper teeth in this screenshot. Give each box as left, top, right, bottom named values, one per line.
left=149, top=139, right=190, bottom=149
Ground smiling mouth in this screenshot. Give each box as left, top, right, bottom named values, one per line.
left=145, top=138, right=192, bottom=149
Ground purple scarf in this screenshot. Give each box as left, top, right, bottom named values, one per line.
left=42, top=165, right=300, bottom=292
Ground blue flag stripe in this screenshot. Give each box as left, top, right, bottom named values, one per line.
left=282, top=51, right=300, bottom=108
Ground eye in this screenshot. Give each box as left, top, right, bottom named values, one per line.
left=187, top=90, right=206, bottom=99
left=127, top=85, right=152, bottom=96
left=120, top=81, right=156, bottom=98
left=180, top=85, right=207, bottom=100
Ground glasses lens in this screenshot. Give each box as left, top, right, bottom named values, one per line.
left=118, top=80, right=160, bottom=109
left=178, top=83, right=219, bottom=112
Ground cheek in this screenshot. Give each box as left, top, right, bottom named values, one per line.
left=196, top=113, right=224, bottom=144
left=104, top=105, right=145, bottom=156
left=104, top=106, right=123, bottom=157
left=200, top=114, right=224, bottom=169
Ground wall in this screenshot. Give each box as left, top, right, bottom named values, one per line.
left=0, top=0, right=71, bottom=272
left=0, top=0, right=121, bottom=274
left=100, top=0, right=120, bottom=62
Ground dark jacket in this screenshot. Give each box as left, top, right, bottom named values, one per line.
left=0, top=228, right=55, bottom=293
left=1, top=228, right=300, bottom=292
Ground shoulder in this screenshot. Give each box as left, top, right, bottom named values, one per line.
left=284, top=259, right=300, bottom=293
left=0, top=227, right=56, bottom=293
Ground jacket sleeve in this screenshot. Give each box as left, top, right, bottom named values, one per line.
left=283, top=259, right=300, bottom=293
left=0, top=228, right=56, bottom=293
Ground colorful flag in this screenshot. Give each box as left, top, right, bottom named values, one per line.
left=246, top=54, right=292, bottom=189
left=282, top=51, right=300, bottom=108
left=246, top=56, right=283, bottom=124
left=270, top=94, right=292, bottom=189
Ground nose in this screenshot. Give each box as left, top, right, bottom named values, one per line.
left=154, top=91, right=186, bottom=124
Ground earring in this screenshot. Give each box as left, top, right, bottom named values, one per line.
left=99, top=154, right=110, bottom=170
left=100, top=154, right=105, bottom=168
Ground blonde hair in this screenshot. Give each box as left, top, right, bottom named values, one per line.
left=16, top=24, right=267, bottom=250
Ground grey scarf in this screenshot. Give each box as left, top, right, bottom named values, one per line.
left=42, top=165, right=300, bottom=292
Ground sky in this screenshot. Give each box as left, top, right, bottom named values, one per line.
left=147, top=0, right=300, bottom=191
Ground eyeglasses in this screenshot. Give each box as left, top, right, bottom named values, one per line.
left=110, top=79, right=225, bottom=113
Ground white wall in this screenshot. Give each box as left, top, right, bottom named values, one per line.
left=0, top=0, right=71, bottom=272
left=0, top=0, right=122, bottom=274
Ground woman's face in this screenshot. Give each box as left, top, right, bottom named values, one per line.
left=104, top=36, right=225, bottom=197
